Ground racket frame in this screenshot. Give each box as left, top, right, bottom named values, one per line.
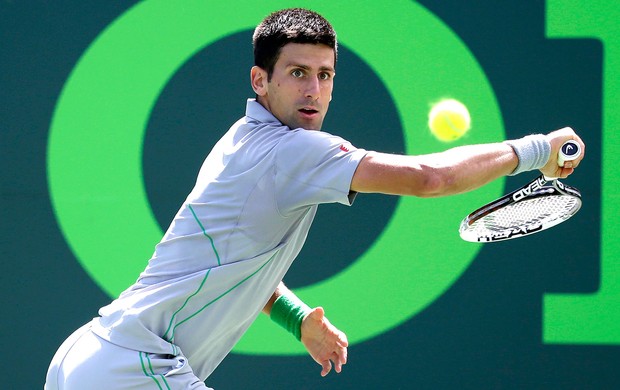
left=459, top=174, right=582, bottom=242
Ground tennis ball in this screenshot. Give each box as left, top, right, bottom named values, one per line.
left=428, top=99, right=471, bottom=142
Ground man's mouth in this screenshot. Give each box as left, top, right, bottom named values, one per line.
left=299, top=108, right=319, bottom=117
left=299, top=108, right=318, bottom=115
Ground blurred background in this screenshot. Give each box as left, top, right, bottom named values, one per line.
left=2, top=1, right=618, bottom=388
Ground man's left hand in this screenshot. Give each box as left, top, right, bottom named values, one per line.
left=300, top=307, right=348, bottom=377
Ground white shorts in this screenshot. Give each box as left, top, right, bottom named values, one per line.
left=45, top=321, right=212, bottom=390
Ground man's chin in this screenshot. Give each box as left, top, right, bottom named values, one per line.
left=287, top=118, right=323, bottom=131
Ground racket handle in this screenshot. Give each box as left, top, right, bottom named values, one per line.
left=557, top=140, right=581, bottom=166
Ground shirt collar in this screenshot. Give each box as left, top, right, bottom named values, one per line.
left=245, top=99, right=282, bottom=126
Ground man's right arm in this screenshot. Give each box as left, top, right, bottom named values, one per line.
left=350, top=127, right=585, bottom=197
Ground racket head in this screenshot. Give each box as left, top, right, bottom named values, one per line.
left=459, top=180, right=582, bottom=242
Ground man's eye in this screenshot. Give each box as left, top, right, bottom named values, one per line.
left=292, top=69, right=304, bottom=78
left=319, top=72, right=331, bottom=80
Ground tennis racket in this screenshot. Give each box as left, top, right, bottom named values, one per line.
left=459, top=140, right=582, bottom=242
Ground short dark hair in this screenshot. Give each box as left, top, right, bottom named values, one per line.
left=252, top=8, right=338, bottom=80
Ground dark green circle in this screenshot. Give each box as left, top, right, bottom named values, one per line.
left=143, top=31, right=404, bottom=288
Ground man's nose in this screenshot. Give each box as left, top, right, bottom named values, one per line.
left=304, top=76, right=321, bottom=100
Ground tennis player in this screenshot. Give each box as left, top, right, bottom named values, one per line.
left=45, top=8, right=585, bottom=389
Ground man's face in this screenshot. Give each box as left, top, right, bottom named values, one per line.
left=255, top=43, right=335, bottom=130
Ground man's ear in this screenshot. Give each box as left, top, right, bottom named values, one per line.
left=251, top=66, right=268, bottom=96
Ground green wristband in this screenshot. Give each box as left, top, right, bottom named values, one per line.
left=270, top=295, right=311, bottom=341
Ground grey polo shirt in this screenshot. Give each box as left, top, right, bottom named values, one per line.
left=92, top=99, right=367, bottom=379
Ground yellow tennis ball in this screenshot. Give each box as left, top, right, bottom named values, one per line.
left=428, top=99, right=471, bottom=142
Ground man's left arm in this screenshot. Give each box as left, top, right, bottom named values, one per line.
left=263, top=281, right=348, bottom=376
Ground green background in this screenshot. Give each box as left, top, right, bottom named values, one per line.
left=2, top=1, right=618, bottom=388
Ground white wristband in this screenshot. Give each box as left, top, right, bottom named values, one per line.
left=504, top=134, right=551, bottom=176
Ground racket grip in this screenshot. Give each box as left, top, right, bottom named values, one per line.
left=557, top=140, right=581, bottom=166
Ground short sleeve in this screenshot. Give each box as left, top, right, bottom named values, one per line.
left=275, top=129, right=367, bottom=214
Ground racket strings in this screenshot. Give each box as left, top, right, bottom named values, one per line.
left=467, top=195, right=580, bottom=233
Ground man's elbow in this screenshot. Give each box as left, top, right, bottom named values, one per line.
left=406, top=167, right=454, bottom=198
